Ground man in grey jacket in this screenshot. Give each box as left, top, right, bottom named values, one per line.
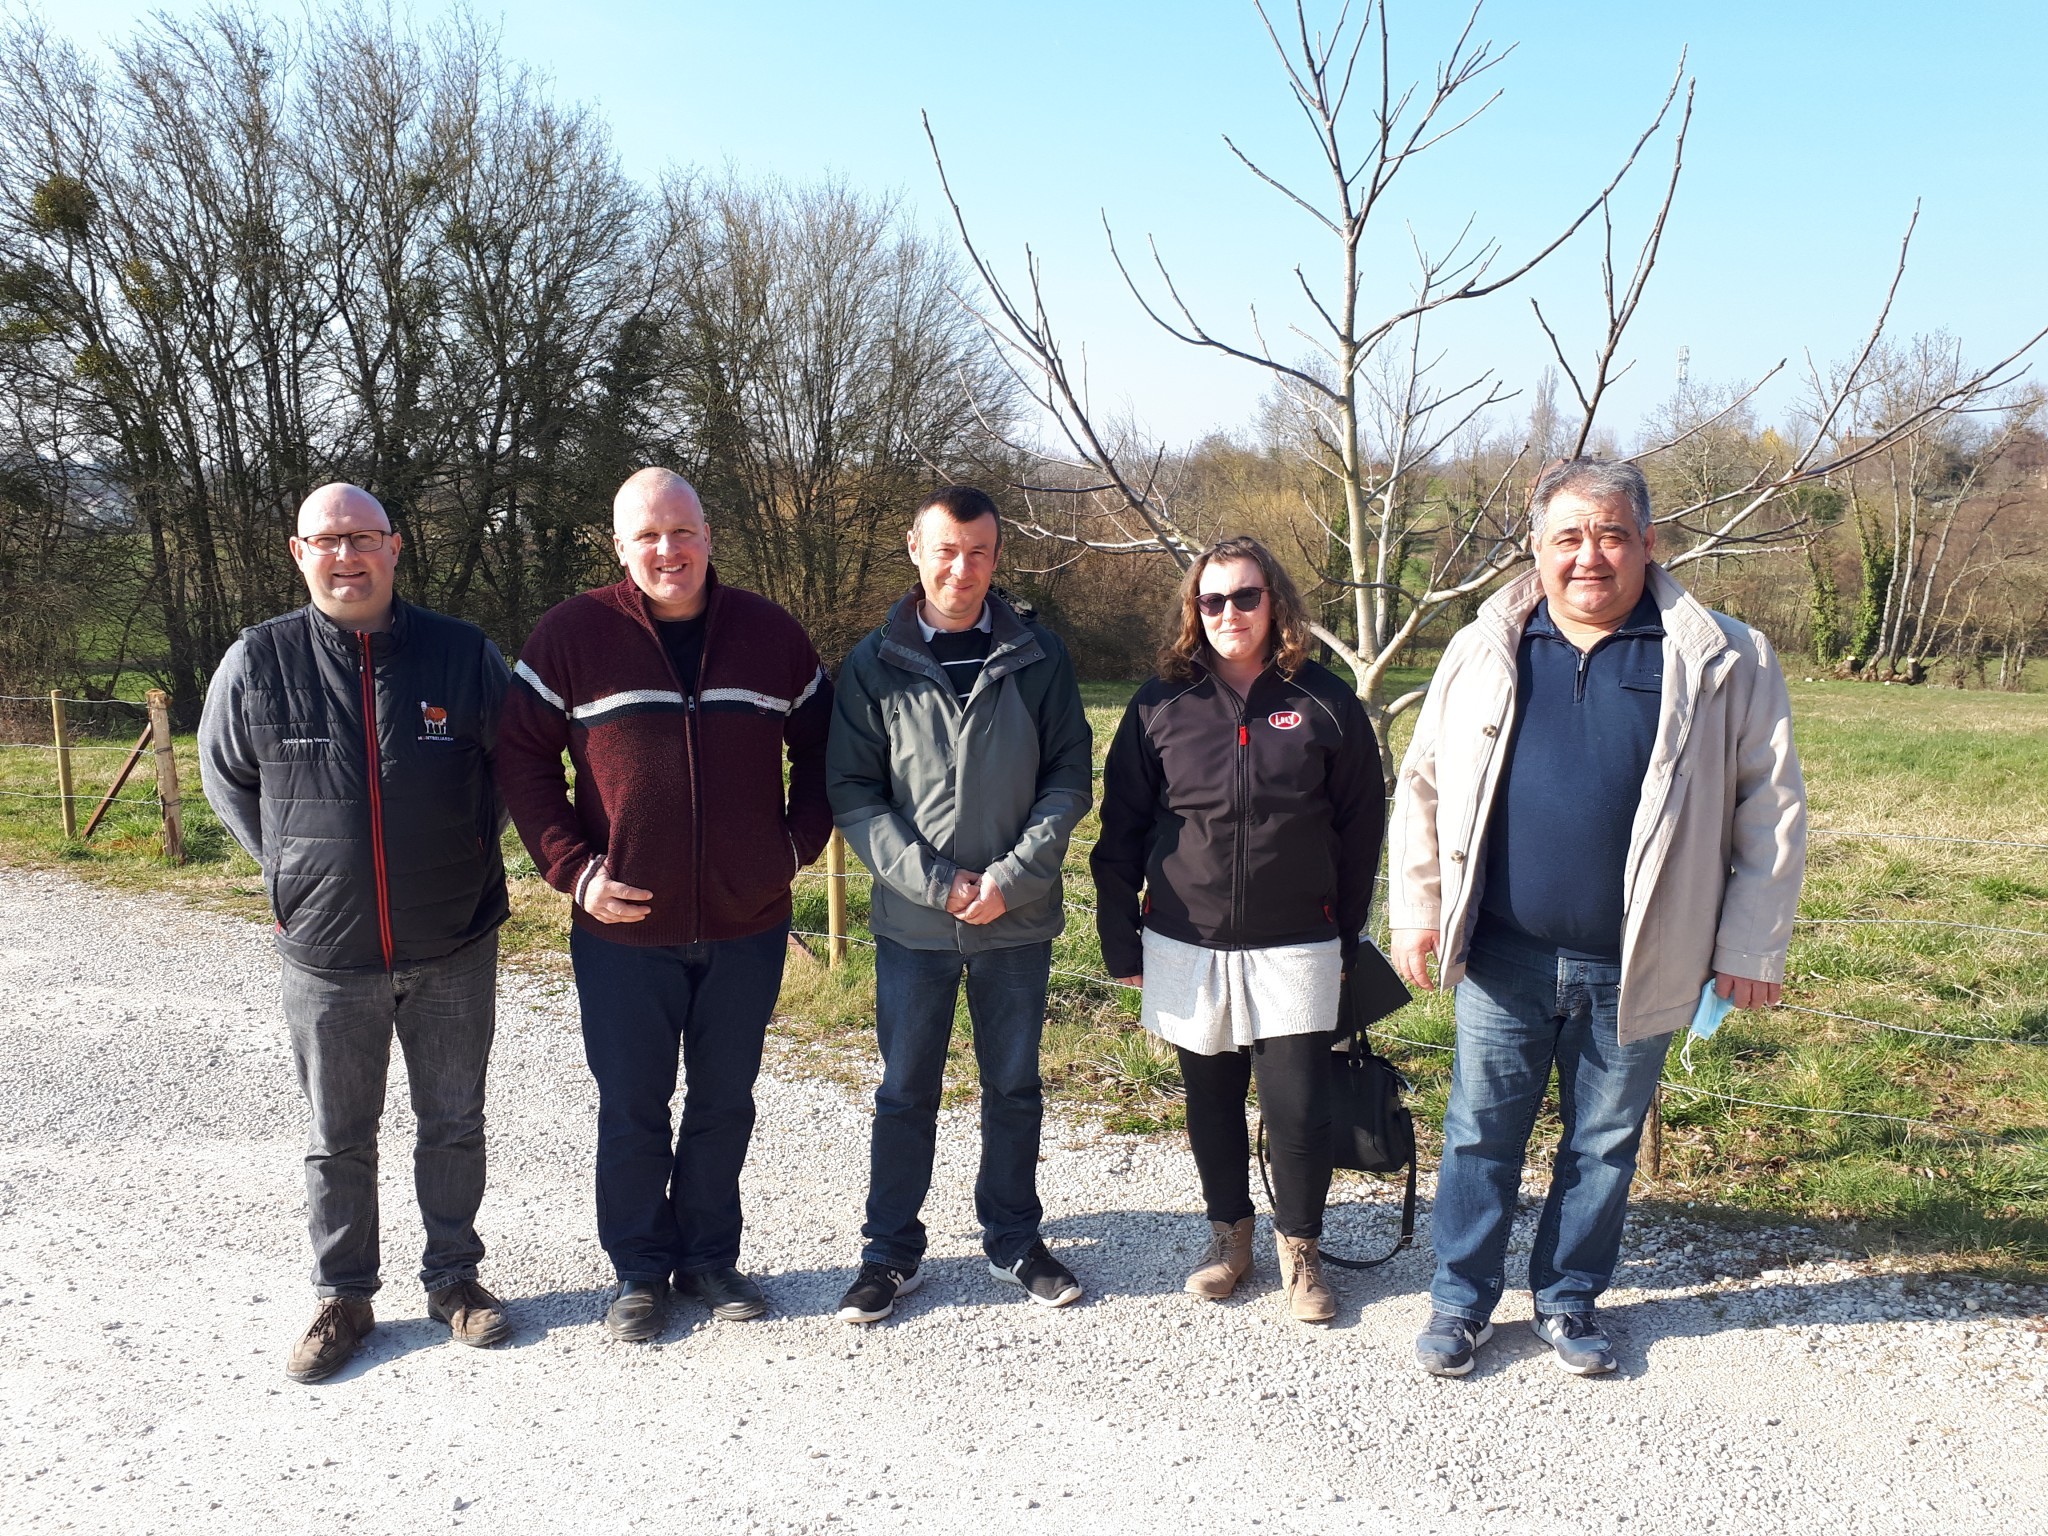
left=1389, top=458, right=1805, bottom=1378
left=827, top=485, right=1093, bottom=1322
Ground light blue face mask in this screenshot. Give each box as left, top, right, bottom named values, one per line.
left=1679, top=981, right=1736, bottom=1074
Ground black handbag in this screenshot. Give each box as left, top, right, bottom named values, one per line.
left=1255, top=947, right=1418, bottom=1270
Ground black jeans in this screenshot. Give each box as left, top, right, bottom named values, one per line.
left=1177, top=1030, right=1335, bottom=1239
left=862, top=936, right=1053, bottom=1270
left=570, top=921, right=788, bottom=1283
left=281, top=931, right=498, bottom=1299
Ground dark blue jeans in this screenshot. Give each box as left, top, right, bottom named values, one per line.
left=570, top=921, right=788, bottom=1283
left=281, top=931, right=498, bottom=1299
left=863, top=936, right=1053, bottom=1271
left=1430, top=925, right=1672, bottom=1323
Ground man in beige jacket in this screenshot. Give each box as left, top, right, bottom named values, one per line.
left=1389, top=457, right=1805, bottom=1378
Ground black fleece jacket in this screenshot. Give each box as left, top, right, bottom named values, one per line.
left=1090, top=659, right=1385, bottom=979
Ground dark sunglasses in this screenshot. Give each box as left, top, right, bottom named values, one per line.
left=1195, top=586, right=1267, bottom=617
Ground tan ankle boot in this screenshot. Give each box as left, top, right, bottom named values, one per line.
left=1183, top=1217, right=1255, bottom=1299
left=1275, top=1233, right=1336, bottom=1323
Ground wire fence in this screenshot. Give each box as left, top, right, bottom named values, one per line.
left=1775, top=1003, right=2028, bottom=1047
left=0, top=689, right=183, bottom=855
left=789, top=812, right=2045, bottom=1150
left=4, top=688, right=2040, bottom=1143
left=1808, top=828, right=2048, bottom=852
left=0, top=743, right=156, bottom=759
left=0, top=786, right=158, bottom=804
left=0, top=693, right=149, bottom=707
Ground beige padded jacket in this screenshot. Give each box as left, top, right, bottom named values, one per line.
left=1388, top=565, right=1807, bottom=1044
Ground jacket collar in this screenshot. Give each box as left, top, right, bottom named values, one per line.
left=1525, top=586, right=1665, bottom=645
left=1185, top=655, right=1282, bottom=705
left=306, top=596, right=412, bottom=658
left=597, top=565, right=725, bottom=637
left=1476, top=564, right=1727, bottom=668
left=881, top=584, right=1041, bottom=683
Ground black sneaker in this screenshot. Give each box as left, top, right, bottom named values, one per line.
left=836, top=1261, right=922, bottom=1324
left=1532, top=1311, right=1618, bottom=1375
left=989, top=1241, right=1082, bottom=1307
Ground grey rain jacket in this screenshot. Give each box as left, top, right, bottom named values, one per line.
left=827, top=588, right=1093, bottom=952
left=199, top=600, right=511, bottom=974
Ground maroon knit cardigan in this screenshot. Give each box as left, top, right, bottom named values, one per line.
left=496, top=570, right=834, bottom=947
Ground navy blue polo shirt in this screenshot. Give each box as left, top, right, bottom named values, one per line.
left=1476, top=589, right=1665, bottom=962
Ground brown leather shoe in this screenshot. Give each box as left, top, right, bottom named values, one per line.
left=285, top=1297, right=375, bottom=1383
left=1275, top=1234, right=1336, bottom=1324
left=1183, top=1217, right=1256, bottom=1299
left=428, top=1279, right=511, bottom=1347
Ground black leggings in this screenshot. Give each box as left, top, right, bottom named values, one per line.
left=1177, top=1031, right=1335, bottom=1239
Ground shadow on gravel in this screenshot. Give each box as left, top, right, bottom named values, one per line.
left=498, top=1285, right=615, bottom=1344
left=1431, top=1275, right=2048, bottom=1380
left=1031, top=1201, right=1436, bottom=1328
left=318, top=1316, right=477, bottom=1382
left=1603, top=1276, right=2044, bottom=1338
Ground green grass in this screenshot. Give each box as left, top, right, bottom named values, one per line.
left=3, top=672, right=2046, bottom=1269
left=1372, top=678, right=2048, bottom=1269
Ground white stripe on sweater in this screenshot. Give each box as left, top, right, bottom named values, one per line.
left=699, top=686, right=792, bottom=715
left=514, top=659, right=567, bottom=713
left=570, top=688, right=688, bottom=723
left=572, top=855, right=604, bottom=906
left=790, top=666, right=824, bottom=712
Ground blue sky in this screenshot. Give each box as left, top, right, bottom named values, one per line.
left=48, top=0, right=2048, bottom=447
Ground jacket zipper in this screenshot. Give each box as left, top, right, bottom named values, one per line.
left=357, top=632, right=395, bottom=970
left=1623, top=648, right=1715, bottom=915
left=686, top=601, right=712, bottom=944
left=1232, top=711, right=1250, bottom=946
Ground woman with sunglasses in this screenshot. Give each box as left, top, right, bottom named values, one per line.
left=1092, top=536, right=1385, bottom=1322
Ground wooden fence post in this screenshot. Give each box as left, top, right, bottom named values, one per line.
left=1646, top=1087, right=1663, bottom=1180
left=49, top=690, right=75, bottom=839
left=826, top=829, right=849, bottom=967
left=81, top=724, right=153, bottom=842
left=146, top=689, right=183, bottom=865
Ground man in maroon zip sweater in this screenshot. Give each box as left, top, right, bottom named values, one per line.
left=496, top=468, right=834, bottom=1342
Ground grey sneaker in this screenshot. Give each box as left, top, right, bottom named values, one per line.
left=1414, top=1312, right=1494, bottom=1377
left=1532, top=1312, right=1617, bottom=1375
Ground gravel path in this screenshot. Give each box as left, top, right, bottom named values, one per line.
left=2, top=863, right=2043, bottom=1535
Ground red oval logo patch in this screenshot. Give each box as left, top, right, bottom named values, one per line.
left=1268, top=710, right=1303, bottom=730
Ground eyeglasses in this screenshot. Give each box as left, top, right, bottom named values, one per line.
left=300, top=530, right=391, bottom=554
left=1195, top=586, right=1267, bottom=617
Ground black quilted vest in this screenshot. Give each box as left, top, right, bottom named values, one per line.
left=233, top=601, right=509, bottom=973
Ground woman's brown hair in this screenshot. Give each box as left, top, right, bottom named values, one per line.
left=1158, top=535, right=1315, bottom=682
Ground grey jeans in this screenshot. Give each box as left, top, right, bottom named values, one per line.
left=281, top=932, right=498, bottom=1298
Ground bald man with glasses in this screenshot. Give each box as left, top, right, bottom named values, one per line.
left=200, top=483, right=515, bottom=1384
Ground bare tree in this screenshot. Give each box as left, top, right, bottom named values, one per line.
left=923, top=0, right=2048, bottom=768
left=1805, top=334, right=2044, bottom=677
left=654, top=173, right=1013, bottom=656
left=0, top=6, right=659, bottom=704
